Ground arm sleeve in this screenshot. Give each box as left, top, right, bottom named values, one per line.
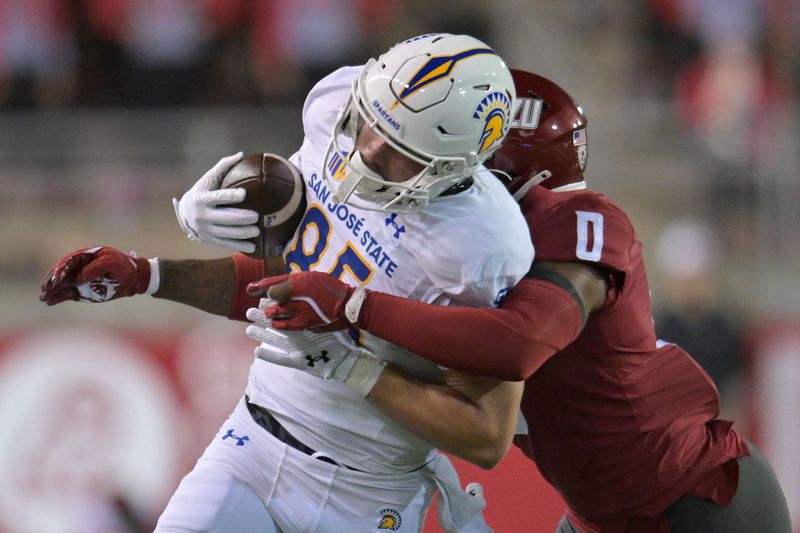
left=227, top=253, right=265, bottom=321
left=359, top=277, right=584, bottom=381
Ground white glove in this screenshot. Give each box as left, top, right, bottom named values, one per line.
left=245, top=306, right=386, bottom=397
left=172, top=152, right=260, bottom=253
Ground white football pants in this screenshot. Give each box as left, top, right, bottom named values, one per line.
left=154, top=397, right=437, bottom=533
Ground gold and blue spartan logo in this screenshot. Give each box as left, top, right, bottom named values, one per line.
left=396, top=48, right=497, bottom=102
left=377, top=508, right=402, bottom=530
left=474, top=91, right=512, bottom=154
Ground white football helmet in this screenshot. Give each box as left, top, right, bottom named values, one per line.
left=324, top=33, right=516, bottom=212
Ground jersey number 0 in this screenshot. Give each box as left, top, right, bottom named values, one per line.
left=575, top=211, right=604, bottom=262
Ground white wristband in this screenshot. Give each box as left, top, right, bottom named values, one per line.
left=343, top=349, right=387, bottom=397
left=147, top=258, right=161, bottom=295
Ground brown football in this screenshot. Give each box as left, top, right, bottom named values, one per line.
left=220, top=153, right=306, bottom=259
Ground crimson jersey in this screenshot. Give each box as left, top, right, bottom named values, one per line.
left=509, top=186, right=748, bottom=531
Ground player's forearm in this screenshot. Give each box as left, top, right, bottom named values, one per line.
left=367, top=368, right=522, bottom=469
left=360, top=278, right=583, bottom=381
left=152, top=258, right=236, bottom=316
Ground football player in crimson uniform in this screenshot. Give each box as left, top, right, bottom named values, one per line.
left=245, top=70, right=792, bottom=532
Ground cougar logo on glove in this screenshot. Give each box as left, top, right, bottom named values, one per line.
left=474, top=91, right=512, bottom=154
left=377, top=508, right=402, bottom=530
left=77, top=277, right=120, bottom=302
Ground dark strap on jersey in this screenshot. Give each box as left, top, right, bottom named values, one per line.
left=440, top=177, right=474, bottom=197
left=525, top=265, right=587, bottom=326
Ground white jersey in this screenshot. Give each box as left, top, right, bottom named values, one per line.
left=246, top=66, right=534, bottom=474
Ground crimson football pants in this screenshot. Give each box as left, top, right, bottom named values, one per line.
left=555, top=439, right=791, bottom=532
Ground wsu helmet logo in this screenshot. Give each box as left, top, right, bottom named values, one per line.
left=474, top=91, right=512, bottom=154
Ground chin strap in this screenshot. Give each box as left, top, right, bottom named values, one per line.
left=512, top=170, right=551, bottom=201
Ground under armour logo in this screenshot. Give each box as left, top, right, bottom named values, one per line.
left=494, top=287, right=511, bottom=306
left=305, top=351, right=330, bottom=367
left=385, top=214, right=405, bottom=239
left=222, top=429, right=250, bottom=446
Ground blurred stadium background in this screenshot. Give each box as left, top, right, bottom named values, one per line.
left=0, top=1, right=798, bottom=531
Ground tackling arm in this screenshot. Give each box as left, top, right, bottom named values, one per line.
left=361, top=261, right=606, bottom=380
left=256, top=261, right=608, bottom=381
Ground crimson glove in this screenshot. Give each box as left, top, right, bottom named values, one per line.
left=40, top=246, right=155, bottom=306
left=246, top=271, right=367, bottom=332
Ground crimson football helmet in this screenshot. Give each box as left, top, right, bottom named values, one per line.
left=486, top=69, right=588, bottom=198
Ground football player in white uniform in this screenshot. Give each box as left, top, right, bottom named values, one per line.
left=40, top=34, right=532, bottom=532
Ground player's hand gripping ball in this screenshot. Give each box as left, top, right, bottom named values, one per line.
left=221, top=153, right=306, bottom=259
